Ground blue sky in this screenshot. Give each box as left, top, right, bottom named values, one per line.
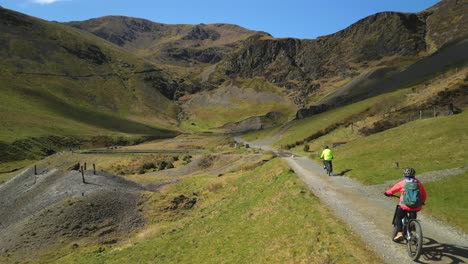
left=0, top=0, right=440, bottom=39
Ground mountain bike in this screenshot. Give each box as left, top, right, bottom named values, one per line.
left=391, top=204, right=424, bottom=261
left=323, top=160, right=332, bottom=176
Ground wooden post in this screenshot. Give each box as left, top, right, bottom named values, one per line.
left=434, top=107, right=436, bottom=118
left=419, top=110, right=422, bottom=120
left=81, top=166, right=86, bottom=183
left=93, top=164, right=96, bottom=175
left=34, top=165, right=37, bottom=175
left=84, top=162, right=87, bottom=171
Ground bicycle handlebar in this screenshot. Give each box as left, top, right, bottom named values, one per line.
left=384, top=192, right=425, bottom=205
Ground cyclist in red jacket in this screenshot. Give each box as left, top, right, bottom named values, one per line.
left=384, top=168, right=427, bottom=241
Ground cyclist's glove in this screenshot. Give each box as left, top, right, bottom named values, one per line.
left=383, top=192, right=391, bottom=197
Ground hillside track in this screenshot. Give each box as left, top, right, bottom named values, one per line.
left=286, top=156, right=468, bottom=264
left=237, top=137, right=468, bottom=263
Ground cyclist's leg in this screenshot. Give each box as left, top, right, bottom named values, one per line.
left=394, top=206, right=406, bottom=240
left=329, top=160, right=333, bottom=173
left=324, top=160, right=331, bottom=172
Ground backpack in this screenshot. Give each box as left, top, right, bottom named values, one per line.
left=402, top=181, right=423, bottom=208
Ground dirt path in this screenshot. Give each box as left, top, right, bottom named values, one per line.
left=236, top=137, right=468, bottom=263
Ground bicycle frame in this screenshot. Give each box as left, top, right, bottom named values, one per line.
left=391, top=205, right=423, bottom=261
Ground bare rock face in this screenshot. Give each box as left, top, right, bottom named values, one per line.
left=227, top=12, right=428, bottom=89
left=425, top=0, right=468, bottom=50
left=182, top=25, right=221, bottom=41
left=226, top=0, right=467, bottom=92
left=296, top=104, right=329, bottom=119
left=222, top=112, right=286, bottom=133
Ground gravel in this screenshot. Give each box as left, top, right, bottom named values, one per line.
left=239, top=136, right=468, bottom=263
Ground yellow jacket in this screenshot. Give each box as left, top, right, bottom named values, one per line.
left=320, top=148, right=333, bottom=161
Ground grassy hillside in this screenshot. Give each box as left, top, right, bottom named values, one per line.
left=334, top=111, right=468, bottom=184
left=266, top=89, right=407, bottom=148
left=0, top=7, right=180, bottom=164
left=424, top=171, right=468, bottom=232
left=23, top=158, right=380, bottom=264
left=179, top=78, right=297, bottom=132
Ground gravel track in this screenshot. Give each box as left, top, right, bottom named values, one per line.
left=237, top=136, right=468, bottom=263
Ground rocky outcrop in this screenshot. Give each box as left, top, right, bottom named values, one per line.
left=226, top=11, right=429, bottom=89
left=222, top=112, right=286, bottom=133
left=225, top=0, right=468, bottom=94
left=182, top=25, right=220, bottom=41
left=425, top=0, right=468, bottom=50
left=296, top=104, right=329, bottom=119
left=165, top=46, right=223, bottom=63
left=60, top=44, right=109, bottom=65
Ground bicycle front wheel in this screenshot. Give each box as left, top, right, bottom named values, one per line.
left=406, top=220, right=423, bottom=260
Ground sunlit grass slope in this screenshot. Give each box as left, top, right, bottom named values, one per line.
left=265, top=89, right=407, bottom=148
left=36, top=159, right=380, bottom=264
left=334, top=111, right=468, bottom=185
left=423, top=171, right=468, bottom=232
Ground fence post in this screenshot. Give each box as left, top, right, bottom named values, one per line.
left=81, top=166, right=86, bottom=183
left=34, top=165, right=37, bottom=175
left=93, top=164, right=96, bottom=175
left=420, top=110, right=422, bottom=120
left=84, top=162, right=87, bottom=171
left=434, top=107, right=436, bottom=118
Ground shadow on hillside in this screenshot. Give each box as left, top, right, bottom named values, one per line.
left=325, top=39, right=468, bottom=106
left=338, top=169, right=352, bottom=176
left=419, top=237, right=468, bottom=263
left=17, top=87, right=175, bottom=136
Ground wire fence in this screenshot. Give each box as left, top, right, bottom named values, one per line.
left=406, top=105, right=459, bottom=122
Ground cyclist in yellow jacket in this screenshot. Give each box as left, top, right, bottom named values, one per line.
left=320, top=145, right=333, bottom=175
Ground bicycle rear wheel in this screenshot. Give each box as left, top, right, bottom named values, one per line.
left=406, top=220, right=423, bottom=260
left=325, top=161, right=331, bottom=176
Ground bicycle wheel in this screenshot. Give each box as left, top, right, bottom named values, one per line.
left=325, top=162, right=331, bottom=176
left=406, top=220, right=423, bottom=260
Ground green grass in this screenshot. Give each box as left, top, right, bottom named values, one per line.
left=32, top=159, right=380, bottom=264
left=292, top=126, right=360, bottom=158
left=271, top=94, right=388, bottom=148
left=334, top=111, right=468, bottom=185
left=423, top=171, right=468, bottom=233
left=0, top=10, right=179, bottom=153
left=181, top=102, right=293, bottom=132
left=242, top=126, right=282, bottom=142
left=179, top=79, right=297, bottom=132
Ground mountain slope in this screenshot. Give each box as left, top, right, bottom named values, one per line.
left=67, top=16, right=269, bottom=66
left=0, top=7, right=179, bottom=162
left=222, top=0, right=468, bottom=106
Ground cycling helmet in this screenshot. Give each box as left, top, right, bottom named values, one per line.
left=403, top=168, right=416, bottom=178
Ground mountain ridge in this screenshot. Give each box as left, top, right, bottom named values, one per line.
left=0, top=0, right=467, bottom=162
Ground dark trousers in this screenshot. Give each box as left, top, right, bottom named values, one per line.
left=323, top=160, right=333, bottom=172
left=394, top=206, right=417, bottom=232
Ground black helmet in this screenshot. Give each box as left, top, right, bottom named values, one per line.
left=403, top=168, right=416, bottom=178
left=324, top=145, right=329, bottom=149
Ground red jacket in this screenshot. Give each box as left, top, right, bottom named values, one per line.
left=385, top=178, right=427, bottom=211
